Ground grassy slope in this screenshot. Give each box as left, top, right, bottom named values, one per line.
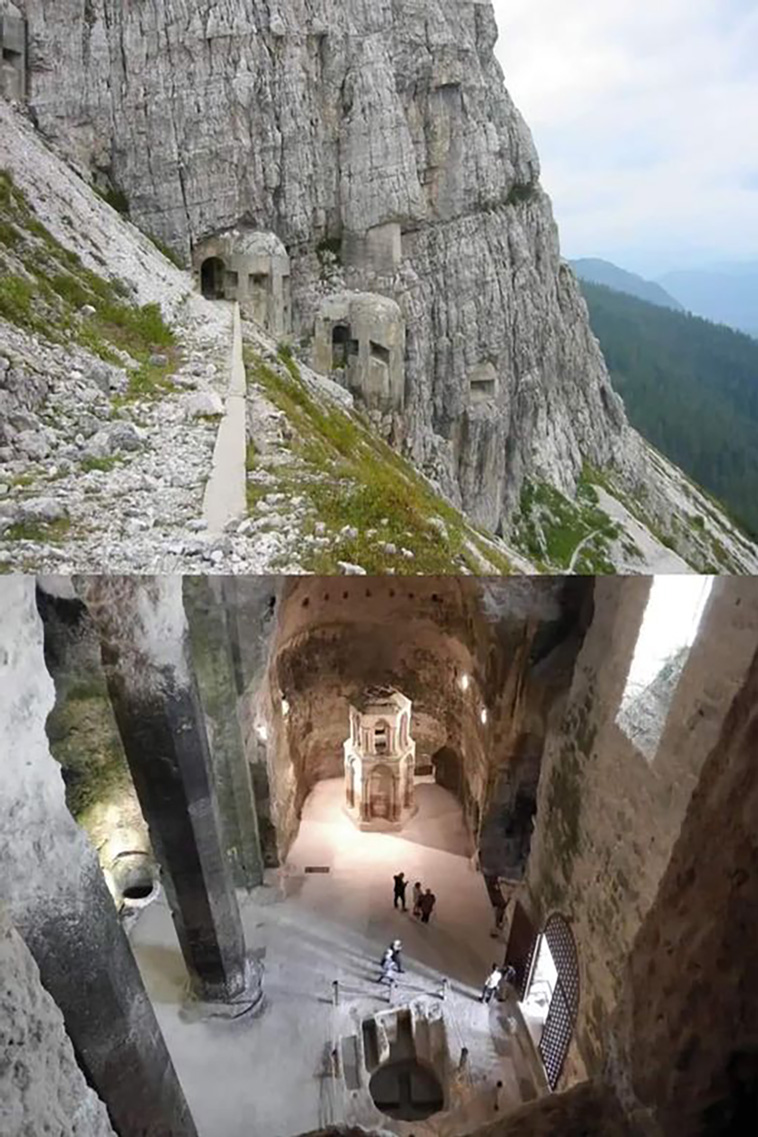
left=0, top=168, right=181, bottom=549
left=245, top=345, right=516, bottom=574
left=0, top=169, right=178, bottom=400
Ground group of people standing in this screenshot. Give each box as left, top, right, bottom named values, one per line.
left=393, top=871, right=436, bottom=923
left=382, top=872, right=517, bottom=1002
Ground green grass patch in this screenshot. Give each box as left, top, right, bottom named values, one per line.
left=94, top=183, right=130, bottom=216
left=580, top=460, right=743, bottom=572
left=4, top=517, right=71, bottom=543
left=277, top=342, right=301, bottom=381
left=146, top=232, right=185, bottom=270
left=515, top=476, right=620, bottom=572
left=80, top=455, right=120, bottom=473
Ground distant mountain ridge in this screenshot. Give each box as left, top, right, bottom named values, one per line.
left=571, top=258, right=684, bottom=312
left=657, top=263, right=758, bottom=339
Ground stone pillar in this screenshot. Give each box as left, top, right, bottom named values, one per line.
left=83, top=576, right=259, bottom=1006
left=183, top=576, right=264, bottom=889
left=0, top=577, right=198, bottom=1137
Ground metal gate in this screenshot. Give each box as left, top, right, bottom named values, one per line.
left=537, top=914, right=580, bottom=1089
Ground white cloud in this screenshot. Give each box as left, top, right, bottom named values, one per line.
left=492, top=0, right=758, bottom=274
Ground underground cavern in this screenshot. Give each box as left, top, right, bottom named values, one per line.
left=1, top=574, right=757, bottom=1137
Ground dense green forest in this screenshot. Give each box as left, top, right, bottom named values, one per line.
left=579, top=281, right=758, bottom=536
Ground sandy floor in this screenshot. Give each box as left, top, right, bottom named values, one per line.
left=128, top=778, right=532, bottom=1137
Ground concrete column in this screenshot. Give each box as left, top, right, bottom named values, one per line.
left=0, top=576, right=198, bottom=1137
left=183, top=576, right=264, bottom=889
left=83, top=577, right=259, bottom=1006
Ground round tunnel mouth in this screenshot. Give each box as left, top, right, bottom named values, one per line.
left=111, top=851, right=159, bottom=910
left=122, top=882, right=154, bottom=901
left=369, top=1058, right=444, bottom=1121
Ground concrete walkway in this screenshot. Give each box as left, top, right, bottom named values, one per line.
left=202, top=302, right=247, bottom=534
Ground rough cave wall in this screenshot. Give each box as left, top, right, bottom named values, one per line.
left=13, top=0, right=627, bottom=529
left=38, top=585, right=151, bottom=898
left=0, top=575, right=195, bottom=1137
left=0, top=904, right=116, bottom=1137
left=523, top=577, right=758, bottom=1084
left=478, top=578, right=592, bottom=880
left=606, top=641, right=758, bottom=1137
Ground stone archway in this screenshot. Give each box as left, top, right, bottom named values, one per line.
left=367, top=764, right=395, bottom=821
left=201, top=256, right=226, bottom=300
left=431, top=746, right=463, bottom=799
left=346, top=759, right=356, bottom=809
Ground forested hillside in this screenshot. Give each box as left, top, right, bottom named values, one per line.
left=571, top=258, right=683, bottom=311
left=579, top=282, right=758, bottom=536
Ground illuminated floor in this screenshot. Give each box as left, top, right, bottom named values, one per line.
left=128, top=778, right=539, bottom=1136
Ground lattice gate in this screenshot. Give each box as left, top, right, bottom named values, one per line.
left=537, top=914, right=580, bottom=1089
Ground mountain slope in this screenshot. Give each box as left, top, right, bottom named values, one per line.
left=578, top=280, right=758, bottom=536
left=2, top=7, right=758, bottom=574
left=12, top=0, right=629, bottom=533
left=658, top=263, right=758, bottom=338
left=572, top=258, right=683, bottom=312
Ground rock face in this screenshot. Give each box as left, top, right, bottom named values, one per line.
left=16, top=0, right=627, bottom=532
left=523, top=578, right=758, bottom=1083
left=0, top=906, right=117, bottom=1137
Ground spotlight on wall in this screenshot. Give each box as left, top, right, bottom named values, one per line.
left=480, top=707, right=488, bottom=725
left=256, top=723, right=268, bottom=742
left=460, top=673, right=470, bottom=692
left=281, top=697, right=290, bottom=717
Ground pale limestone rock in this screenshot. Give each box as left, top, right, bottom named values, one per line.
left=0, top=907, right=117, bottom=1137
left=16, top=0, right=628, bottom=533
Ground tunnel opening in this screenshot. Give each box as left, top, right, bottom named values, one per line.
left=431, top=745, right=463, bottom=800
left=111, top=851, right=159, bottom=908
left=369, top=1058, right=444, bottom=1121
left=200, top=256, right=226, bottom=299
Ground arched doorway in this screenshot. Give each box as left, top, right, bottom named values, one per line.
left=367, top=764, right=395, bottom=821
left=346, top=759, right=356, bottom=809
left=200, top=256, right=226, bottom=300
left=431, top=746, right=463, bottom=799
left=520, top=913, right=579, bottom=1090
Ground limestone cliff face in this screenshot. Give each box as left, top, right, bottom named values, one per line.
left=16, top=0, right=627, bottom=530
left=0, top=907, right=117, bottom=1137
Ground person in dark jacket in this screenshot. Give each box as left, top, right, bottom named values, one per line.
left=419, top=888, right=436, bottom=924
left=393, top=872, right=408, bottom=911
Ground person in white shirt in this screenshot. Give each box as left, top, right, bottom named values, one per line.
left=481, top=963, right=503, bottom=1003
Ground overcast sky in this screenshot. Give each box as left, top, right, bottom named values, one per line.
left=493, top=0, right=758, bottom=277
